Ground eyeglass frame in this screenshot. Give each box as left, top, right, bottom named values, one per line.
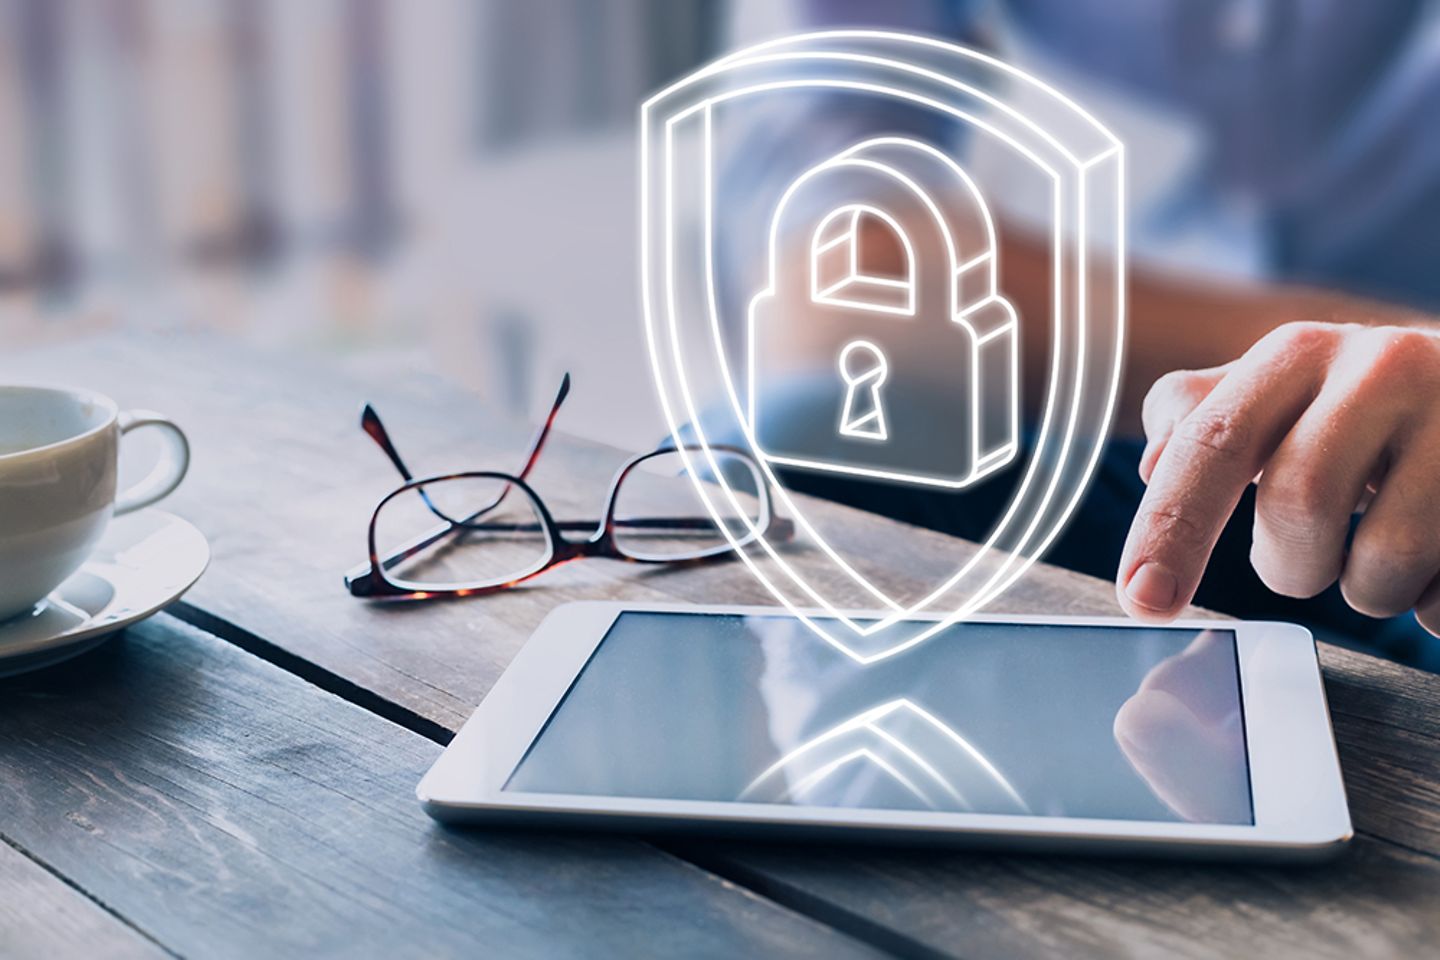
left=345, top=374, right=793, bottom=600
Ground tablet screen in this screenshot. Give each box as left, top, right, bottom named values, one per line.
left=504, top=612, right=1253, bottom=825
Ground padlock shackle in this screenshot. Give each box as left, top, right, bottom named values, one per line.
left=765, top=137, right=1002, bottom=325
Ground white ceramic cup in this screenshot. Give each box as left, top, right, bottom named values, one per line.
left=0, top=386, right=190, bottom=621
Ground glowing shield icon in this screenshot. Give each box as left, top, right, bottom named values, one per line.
left=640, top=32, right=1125, bottom=661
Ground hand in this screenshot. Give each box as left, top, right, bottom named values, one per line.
left=1116, top=321, right=1440, bottom=635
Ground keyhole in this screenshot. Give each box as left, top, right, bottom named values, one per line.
left=838, top=340, right=889, bottom=441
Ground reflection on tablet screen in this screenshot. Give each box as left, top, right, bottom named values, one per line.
left=504, top=613, right=1252, bottom=825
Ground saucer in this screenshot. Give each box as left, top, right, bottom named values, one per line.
left=0, top=509, right=209, bottom=678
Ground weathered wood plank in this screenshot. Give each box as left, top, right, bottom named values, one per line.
left=0, top=841, right=165, bottom=960
left=0, top=617, right=877, bottom=960
left=677, top=836, right=1440, bottom=960
left=0, top=336, right=1236, bottom=715
left=13, top=336, right=1439, bottom=846
left=10, top=334, right=1440, bottom=959
left=674, top=624, right=1440, bottom=959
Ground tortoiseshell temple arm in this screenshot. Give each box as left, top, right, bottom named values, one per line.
left=516, top=372, right=570, bottom=480
left=356, top=373, right=573, bottom=529
left=360, top=404, right=414, bottom=480
left=360, top=373, right=569, bottom=486
left=348, top=378, right=573, bottom=597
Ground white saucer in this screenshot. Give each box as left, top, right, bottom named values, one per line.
left=0, top=509, right=209, bottom=678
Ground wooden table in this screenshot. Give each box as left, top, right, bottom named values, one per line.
left=4, top=334, right=1439, bottom=959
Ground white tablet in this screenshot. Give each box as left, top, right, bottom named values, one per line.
left=419, top=602, right=1351, bottom=861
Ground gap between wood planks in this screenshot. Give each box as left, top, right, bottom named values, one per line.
left=165, top=601, right=1440, bottom=856
left=161, top=598, right=1440, bottom=954
left=0, top=834, right=180, bottom=959
left=676, top=846, right=954, bottom=960
left=167, top=599, right=1435, bottom=859
left=170, top=601, right=455, bottom=745
left=164, top=602, right=931, bottom=960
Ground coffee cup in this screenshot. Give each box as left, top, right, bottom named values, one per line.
left=0, top=385, right=190, bottom=621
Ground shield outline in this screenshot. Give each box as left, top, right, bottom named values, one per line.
left=640, top=31, right=1126, bottom=662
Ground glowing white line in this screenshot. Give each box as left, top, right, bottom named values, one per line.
left=967, top=145, right=1129, bottom=614
left=641, top=32, right=1125, bottom=656
left=782, top=748, right=935, bottom=808
left=953, top=250, right=992, bottom=275
left=660, top=50, right=1089, bottom=168
left=849, top=208, right=859, bottom=277
left=812, top=296, right=914, bottom=317
left=899, top=700, right=1028, bottom=810
left=742, top=702, right=903, bottom=794
left=704, top=124, right=1057, bottom=641
left=812, top=277, right=853, bottom=301
left=953, top=139, right=1101, bottom=616
left=742, top=141, right=1023, bottom=484
left=691, top=97, right=1060, bottom=643
left=643, top=30, right=1120, bottom=154
left=714, top=126, right=1056, bottom=641
left=810, top=203, right=918, bottom=318
left=684, top=104, right=874, bottom=618
left=739, top=698, right=1029, bottom=813
left=838, top=339, right=889, bottom=441
left=869, top=726, right=967, bottom=805
left=810, top=203, right=918, bottom=314
left=708, top=111, right=1086, bottom=643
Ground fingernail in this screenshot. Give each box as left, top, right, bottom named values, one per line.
left=1126, top=562, right=1178, bottom=612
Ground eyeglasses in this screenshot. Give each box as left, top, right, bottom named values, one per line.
left=344, top=375, right=793, bottom=600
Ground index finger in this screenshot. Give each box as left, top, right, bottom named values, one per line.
left=1117, top=328, right=1329, bottom=620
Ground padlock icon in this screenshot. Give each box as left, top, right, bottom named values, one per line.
left=747, top=137, right=1019, bottom=489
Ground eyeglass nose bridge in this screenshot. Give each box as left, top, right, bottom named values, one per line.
left=552, top=524, right=615, bottom=560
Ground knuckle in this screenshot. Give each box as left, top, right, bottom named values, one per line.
left=1256, top=473, right=1333, bottom=541
left=1359, top=328, right=1440, bottom=382
left=1340, top=576, right=1412, bottom=620
left=1249, top=543, right=1334, bottom=599
left=1144, top=370, right=1196, bottom=418
left=1376, top=526, right=1438, bottom=569
left=1135, top=503, right=1210, bottom=552
left=1258, top=321, right=1337, bottom=360
left=1341, top=532, right=1437, bottom=618
left=1171, top=408, right=1253, bottom=463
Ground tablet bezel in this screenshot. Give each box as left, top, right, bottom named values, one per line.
left=418, top=601, right=1351, bottom=860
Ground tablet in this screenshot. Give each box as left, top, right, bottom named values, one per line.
left=419, top=602, right=1351, bottom=861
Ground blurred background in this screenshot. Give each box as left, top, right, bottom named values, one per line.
left=2, top=1, right=1437, bottom=454
left=0, top=0, right=791, bottom=450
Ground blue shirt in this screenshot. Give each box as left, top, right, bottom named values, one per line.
left=790, top=0, right=1440, bottom=309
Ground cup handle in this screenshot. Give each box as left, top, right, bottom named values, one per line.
left=115, top=411, right=191, bottom=515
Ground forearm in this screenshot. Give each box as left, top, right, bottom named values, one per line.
left=997, top=228, right=1434, bottom=437
left=766, top=216, right=1430, bottom=438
